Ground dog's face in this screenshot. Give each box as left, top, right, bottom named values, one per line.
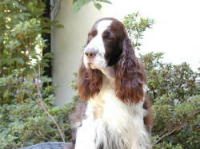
left=83, top=18, right=125, bottom=70
left=79, top=18, right=145, bottom=103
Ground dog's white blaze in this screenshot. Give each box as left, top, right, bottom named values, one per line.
left=91, top=19, right=112, bottom=54
left=75, top=78, right=151, bottom=149
left=84, top=20, right=112, bottom=69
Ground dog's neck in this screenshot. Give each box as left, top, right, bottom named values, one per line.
left=99, top=66, right=115, bottom=84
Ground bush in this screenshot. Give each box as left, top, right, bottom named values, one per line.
left=142, top=52, right=199, bottom=100
left=141, top=51, right=199, bottom=149
left=0, top=101, right=74, bottom=148
left=0, top=1, right=74, bottom=148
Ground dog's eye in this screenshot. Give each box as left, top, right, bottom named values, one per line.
left=103, top=31, right=113, bottom=40
left=88, top=30, right=97, bottom=41
left=88, top=34, right=93, bottom=42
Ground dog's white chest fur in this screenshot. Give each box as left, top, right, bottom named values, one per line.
left=75, top=80, right=151, bottom=149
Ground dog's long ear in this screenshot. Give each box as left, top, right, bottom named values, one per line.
left=115, top=36, right=145, bottom=103
left=77, top=26, right=102, bottom=100
left=78, top=62, right=103, bottom=100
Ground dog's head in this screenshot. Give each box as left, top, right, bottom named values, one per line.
left=83, top=18, right=125, bottom=69
left=79, top=18, right=145, bottom=103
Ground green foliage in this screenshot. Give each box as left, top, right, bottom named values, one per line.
left=73, top=0, right=111, bottom=12
left=123, top=12, right=154, bottom=50
left=152, top=94, right=200, bottom=148
left=0, top=101, right=74, bottom=148
left=153, top=141, right=183, bottom=149
left=0, top=0, right=74, bottom=148
left=123, top=13, right=200, bottom=149
left=141, top=52, right=199, bottom=100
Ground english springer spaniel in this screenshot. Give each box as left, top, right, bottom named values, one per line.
left=71, top=18, right=152, bottom=149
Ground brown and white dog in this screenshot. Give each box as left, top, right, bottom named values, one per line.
left=71, top=18, right=152, bottom=149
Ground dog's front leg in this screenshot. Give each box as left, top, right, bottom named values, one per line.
left=75, top=119, right=96, bottom=149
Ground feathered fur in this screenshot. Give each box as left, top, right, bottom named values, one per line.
left=72, top=17, right=152, bottom=149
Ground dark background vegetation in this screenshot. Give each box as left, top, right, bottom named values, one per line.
left=0, top=0, right=199, bottom=149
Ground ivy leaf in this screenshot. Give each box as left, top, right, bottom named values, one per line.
left=96, top=0, right=112, bottom=4
left=73, top=0, right=91, bottom=12
left=73, top=0, right=111, bottom=12
left=94, top=3, right=102, bottom=10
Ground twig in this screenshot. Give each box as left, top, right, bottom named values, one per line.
left=153, top=123, right=185, bottom=145
left=153, top=109, right=200, bottom=145
left=36, top=84, right=65, bottom=142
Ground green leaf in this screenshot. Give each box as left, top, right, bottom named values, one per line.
left=73, top=0, right=91, bottom=12
left=94, top=3, right=102, bottom=10
left=96, top=0, right=112, bottom=4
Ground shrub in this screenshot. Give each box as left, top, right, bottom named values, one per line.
left=140, top=48, right=199, bottom=149
left=0, top=1, right=73, bottom=148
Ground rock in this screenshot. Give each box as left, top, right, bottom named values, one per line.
left=21, top=142, right=73, bottom=149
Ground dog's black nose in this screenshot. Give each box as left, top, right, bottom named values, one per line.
left=85, top=48, right=97, bottom=58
